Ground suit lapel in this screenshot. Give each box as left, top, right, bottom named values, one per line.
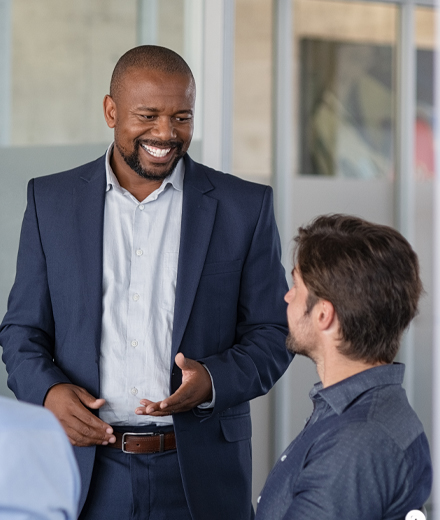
left=172, top=156, right=217, bottom=358
left=73, top=156, right=106, bottom=355
left=72, top=154, right=216, bottom=362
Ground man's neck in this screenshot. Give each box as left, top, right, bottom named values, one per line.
left=316, top=349, right=386, bottom=388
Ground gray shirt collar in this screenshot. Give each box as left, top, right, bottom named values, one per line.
left=310, top=363, right=405, bottom=415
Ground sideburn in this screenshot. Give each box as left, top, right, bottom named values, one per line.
left=305, top=292, right=319, bottom=315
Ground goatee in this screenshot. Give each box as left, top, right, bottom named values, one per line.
left=116, top=139, right=184, bottom=181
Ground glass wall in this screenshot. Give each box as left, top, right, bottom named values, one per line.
left=275, top=0, right=436, bottom=513
left=415, top=6, right=435, bottom=181
left=9, top=0, right=137, bottom=146
left=233, top=0, right=272, bottom=183
left=295, top=1, right=397, bottom=178
left=413, top=4, right=435, bottom=477
left=6, top=0, right=204, bottom=148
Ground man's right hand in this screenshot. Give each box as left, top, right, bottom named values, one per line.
left=44, top=383, right=116, bottom=447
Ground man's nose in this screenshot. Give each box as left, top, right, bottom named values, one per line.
left=284, top=288, right=294, bottom=303
left=151, top=117, right=177, bottom=140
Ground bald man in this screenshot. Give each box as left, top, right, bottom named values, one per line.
left=1, top=45, right=291, bottom=520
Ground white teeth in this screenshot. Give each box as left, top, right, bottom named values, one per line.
left=142, top=145, right=171, bottom=158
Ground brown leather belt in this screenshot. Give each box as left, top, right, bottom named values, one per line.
left=109, top=431, right=176, bottom=454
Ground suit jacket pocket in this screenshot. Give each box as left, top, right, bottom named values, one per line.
left=201, top=259, right=241, bottom=277
left=220, top=414, right=252, bottom=442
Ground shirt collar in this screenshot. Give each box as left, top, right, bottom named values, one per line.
left=310, top=362, right=405, bottom=415
left=104, top=142, right=184, bottom=195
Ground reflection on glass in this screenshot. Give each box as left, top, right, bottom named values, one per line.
left=296, top=1, right=435, bottom=180
left=299, top=39, right=394, bottom=178
left=415, top=7, right=435, bottom=181
left=295, top=0, right=397, bottom=179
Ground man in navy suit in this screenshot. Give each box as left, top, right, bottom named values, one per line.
left=0, top=46, right=291, bottom=519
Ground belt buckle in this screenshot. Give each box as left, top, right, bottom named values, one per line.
left=122, top=432, right=165, bottom=454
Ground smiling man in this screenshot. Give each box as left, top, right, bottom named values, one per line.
left=256, top=214, right=432, bottom=520
left=0, top=46, right=291, bottom=520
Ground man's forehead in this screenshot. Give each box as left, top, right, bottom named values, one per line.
left=123, top=65, right=193, bottom=84
left=112, top=65, right=195, bottom=103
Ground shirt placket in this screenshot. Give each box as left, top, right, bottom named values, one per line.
left=125, top=201, right=150, bottom=420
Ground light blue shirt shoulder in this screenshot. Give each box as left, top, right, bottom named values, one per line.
left=0, top=396, right=80, bottom=520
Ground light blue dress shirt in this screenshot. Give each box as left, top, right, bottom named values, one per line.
left=0, top=396, right=80, bottom=520
left=99, top=145, right=184, bottom=426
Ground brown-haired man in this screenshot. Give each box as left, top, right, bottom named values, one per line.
left=256, top=214, right=432, bottom=520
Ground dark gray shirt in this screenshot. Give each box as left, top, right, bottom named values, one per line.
left=256, top=363, right=432, bottom=520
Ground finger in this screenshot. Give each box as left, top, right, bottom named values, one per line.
left=159, top=386, right=196, bottom=412
left=135, top=406, right=174, bottom=417
left=74, top=387, right=106, bottom=410
left=47, top=385, right=115, bottom=446
left=139, top=399, right=155, bottom=407
left=137, top=397, right=183, bottom=416
left=68, top=427, right=116, bottom=447
left=142, top=405, right=180, bottom=416
left=64, top=404, right=115, bottom=445
left=138, top=399, right=163, bottom=414
left=175, top=352, right=196, bottom=372
left=69, top=395, right=111, bottom=429
left=65, top=414, right=116, bottom=446
left=135, top=405, right=147, bottom=415
left=135, top=399, right=155, bottom=415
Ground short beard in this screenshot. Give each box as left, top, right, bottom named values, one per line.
left=286, top=313, right=317, bottom=363
left=286, top=331, right=310, bottom=357
left=116, top=139, right=184, bottom=182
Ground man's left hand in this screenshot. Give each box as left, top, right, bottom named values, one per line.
left=135, top=353, right=213, bottom=416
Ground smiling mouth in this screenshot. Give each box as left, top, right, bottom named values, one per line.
left=141, top=144, right=172, bottom=158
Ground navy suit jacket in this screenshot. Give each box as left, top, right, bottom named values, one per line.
left=0, top=153, right=291, bottom=519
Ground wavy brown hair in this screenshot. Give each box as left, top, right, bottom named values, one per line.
left=294, top=214, right=422, bottom=364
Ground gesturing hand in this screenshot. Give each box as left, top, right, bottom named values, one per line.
left=135, top=353, right=213, bottom=417
left=44, top=383, right=116, bottom=447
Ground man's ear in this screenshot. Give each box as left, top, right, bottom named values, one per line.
left=103, top=95, right=117, bottom=129
left=315, top=300, right=336, bottom=332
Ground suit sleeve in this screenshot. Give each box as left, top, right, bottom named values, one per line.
left=198, top=186, right=292, bottom=414
left=0, top=179, right=71, bottom=405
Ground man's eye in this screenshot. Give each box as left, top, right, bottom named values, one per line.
left=175, top=116, right=192, bottom=122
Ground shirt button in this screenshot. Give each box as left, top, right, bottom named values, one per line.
left=133, top=293, right=140, bottom=301
left=131, top=340, right=138, bottom=347
left=281, top=455, right=287, bottom=462
left=136, top=249, right=143, bottom=256
left=131, top=387, right=138, bottom=396
left=257, top=496, right=261, bottom=504
left=139, top=204, right=145, bottom=211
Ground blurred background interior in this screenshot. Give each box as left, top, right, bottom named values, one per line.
left=0, top=0, right=437, bottom=513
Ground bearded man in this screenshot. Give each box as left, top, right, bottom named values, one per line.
left=256, top=214, right=432, bottom=520
left=0, top=45, right=291, bottom=520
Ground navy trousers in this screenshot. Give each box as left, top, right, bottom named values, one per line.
left=79, top=426, right=192, bottom=520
